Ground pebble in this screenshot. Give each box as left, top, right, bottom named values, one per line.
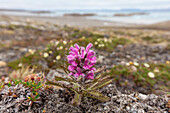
left=0, top=61, right=6, bottom=67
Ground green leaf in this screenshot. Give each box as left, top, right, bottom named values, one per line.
left=87, top=81, right=99, bottom=90
left=19, top=79, right=22, bottom=82
left=91, top=79, right=112, bottom=90
left=98, top=75, right=111, bottom=82
left=15, top=80, right=19, bottom=85
left=55, top=76, right=68, bottom=82
left=46, top=79, right=78, bottom=93
left=94, top=66, right=106, bottom=74
left=32, top=91, right=36, bottom=94
left=35, top=94, right=40, bottom=99
left=87, top=91, right=103, bottom=96
left=36, top=85, right=42, bottom=89
left=59, top=65, right=69, bottom=74
left=71, top=92, right=82, bottom=106
left=26, top=81, right=30, bottom=86
left=84, top=91, right=110, bottom=102
left=55, top=76, right=76, bottom=84
left=8, top=82, right=12, bottom=87
left=37, top=82, right=41, bottom=87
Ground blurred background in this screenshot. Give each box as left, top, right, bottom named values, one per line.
left=0, top=0, right=170, bottom=25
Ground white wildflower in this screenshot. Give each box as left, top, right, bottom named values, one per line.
left=63, top=41, right=67, bottom=45
left=144, top=63, right=150, bottom=68
left=94, top=42, right=98, bottom=45
left=56, top=55, right=61, bottom=60
left=59, top=46, right=63, bottom=50
left=43, top=53, right=49, bottom=58
left=18, top=63, right=22, bottom=67
left=133, top=62, right=139, bottom=66
left=148, top=72, right=155, bottom=78
left=55, top=41, right=59, bottom=45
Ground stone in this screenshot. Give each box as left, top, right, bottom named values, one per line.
left=0, top=61, right=6, bottom=67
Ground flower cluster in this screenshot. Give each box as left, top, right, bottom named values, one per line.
left=67, top=43, right=97, bottom=80
left=24, top=74, right=41, bottom=82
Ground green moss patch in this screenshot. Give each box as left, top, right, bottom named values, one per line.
left=104, top=63, right=170, bottom=93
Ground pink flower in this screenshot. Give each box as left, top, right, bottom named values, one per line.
left=67, top=43, right=96, bottom=80
left=86, top=71, right=94, bottom=79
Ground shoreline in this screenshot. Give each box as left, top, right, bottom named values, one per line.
left=0, top=13, right=170, bottom=30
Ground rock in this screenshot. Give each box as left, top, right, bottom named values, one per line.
left=114, top=12, right=149, bottom=16
left=64, top=13, right=96, bottom=16
left=97, top=55, right=105, bottom=63
left=0, top=61, right=6, bottom=67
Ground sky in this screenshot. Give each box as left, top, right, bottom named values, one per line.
left=0, top=0, right=170, bottom=10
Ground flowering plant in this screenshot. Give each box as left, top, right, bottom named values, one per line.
left=67, top=43, right=96, bottom=80
left=47, top=43, right=112, bottom=106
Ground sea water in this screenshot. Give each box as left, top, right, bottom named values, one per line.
left=0, top=9, right=170, bottom=24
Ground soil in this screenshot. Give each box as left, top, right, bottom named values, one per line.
left=22, top=85, right=170, bottom=112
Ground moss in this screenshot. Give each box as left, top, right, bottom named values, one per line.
left=105, top=63, right=170, bottom=91
left=7, top=54, right=41, bottom=70
left=165, top=44, right=170, bottom=51
left=72, top=37, right=130, bottom=52
left=0, top=43, right=5, bottom=48
left=0, top=24, right=37, bottom=30
left=23, top=25, right=37, bottom=30
left=142, top=36, right=165, bottom=43
left=142, top=36, right=153, bottom=41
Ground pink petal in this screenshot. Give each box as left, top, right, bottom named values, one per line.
left=76, top=67, right=82, bottom=73
left=71, top=61, right=78, bottom=66
left=67, top=55, right=74, bottom=61
left=91, top=67, right=96, bottom=71
left=80, top=47, right=85, bottom=59
left=85, top=43, right=93, bottom=53
left=81, top=73, right=85, bottom=77
left=68, top=72, right=73, bottom=76
left=74, top=73, right=79, bottom=78
left=90, top=56, right=97, bottom=63
left=84, top=59, right=89, bottom=65
left=69, top=51, right=76, bottom=56
left=70, top=47, right=78, bottom=55
left=74, top=44, right=80, bottom=50
left=89, top=63, right=96, bottom=68
left=87, top=50, right=95, bottom=59
left=86, top=72, right=94, bottom=79
left=83, top=65, right=90, bottom=70
left=68, top=65, right=76, bottom=71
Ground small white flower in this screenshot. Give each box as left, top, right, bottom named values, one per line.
left=148, top=72, right=155, bottom=78
left=131, top=66, right=137, bottom=72
left=59, top=46, right=63, bottom=50
left=43, top=53, right=49, bottom=58
left=94, top=42, right=98, bottom=45
left=53, top=60, right=56, bottom=63
left=63, top=41, right=67, bottom=45
left=98, top=44, right=102, bottom=47
left=82, top=36, right=85, bottom=39
left=18, top=63, right=22, bottom=67
left=144, top=63, right=150, bottom=68
left=101, top=44, right=105, bottom=47
left=154, top=69, right=160, bottom=73
left=28, top=49, right=35, bottom=54
left=56, top=55, right=61, bottom=60
left=49, top=51, right=53, bottom=54
left=166, top=61, right=170, bottom=64
left=133, top=62, right=139, bottom=66
left=104, top=38, right=107, bottom=42
left=55, top=41, right=59, bottom=45
left=97, top=38, right=101, bottom=41
left=126, top=63, right=130, bottom=66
